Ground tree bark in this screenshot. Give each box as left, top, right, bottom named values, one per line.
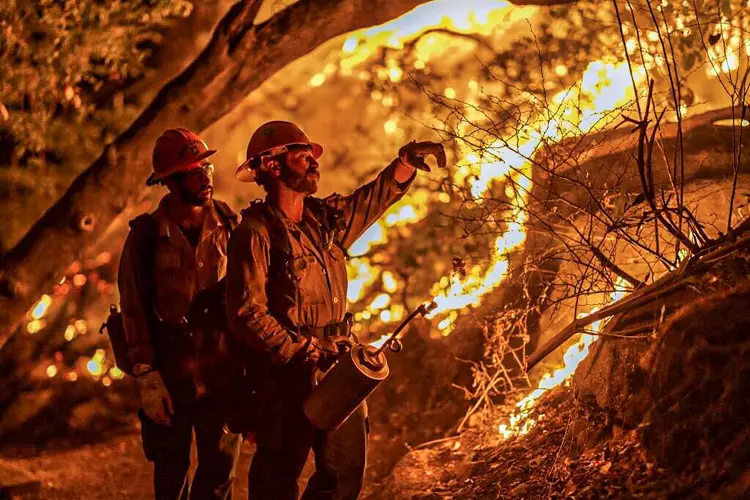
left=0, top=0, right=434, bottom=343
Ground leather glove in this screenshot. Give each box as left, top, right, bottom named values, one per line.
left=302, top=337, right=341, bottom=369
left=137, top=370, right=174, bottom=426
left=398, top=141, right=447, bottom=172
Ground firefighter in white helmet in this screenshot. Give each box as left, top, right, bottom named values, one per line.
left=226, top=120, right=446, bottom=499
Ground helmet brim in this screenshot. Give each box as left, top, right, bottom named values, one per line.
left=234, top=158, right=257, bottom=183
left=146, top=149, right=217, bottom=186
left=234, top=142, right=324, bottom=184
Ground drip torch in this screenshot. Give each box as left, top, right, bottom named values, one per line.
left=303, top=300, right=438, bottom=431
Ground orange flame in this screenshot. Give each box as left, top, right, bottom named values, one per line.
left=85, top=349, right=107, bottom=378
left=30, top=294, right=52, bottom=320
left=498, top=278, right=629, bottom=439
left=338, top=4, right=648, bottom=347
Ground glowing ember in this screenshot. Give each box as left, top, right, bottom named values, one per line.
left=382, top=271, right=399, bottom=293
left=46, top=365, right=58, bottom=378
left=95, top=252, right=112, bottom=266
left=31, top=294, right=52, bottom=320
left=26, top=319, right=45, bottom=335
left=498, top=278, right=630, bottom=439
left=64, top=325, right=76, bottom=342
left=86, top=349, right=107, bottom=377
left=368, top=293, right=391, bottom=311
left=86, top=359, right=103, bottom=377
left=437, top=311, right=458, bottom=333
left=74, top=319, right=88, bottom=334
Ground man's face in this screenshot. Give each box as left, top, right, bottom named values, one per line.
left=278, top=146, right=319, bottom=195
left=171, top=162, right=214, bottom=206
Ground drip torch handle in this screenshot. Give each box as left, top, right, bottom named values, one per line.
left=373, top=301, right=437, bottom=356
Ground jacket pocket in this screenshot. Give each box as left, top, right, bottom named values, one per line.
left=289, top=255, right=326, bottom=305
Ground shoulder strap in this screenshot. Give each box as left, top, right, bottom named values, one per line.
left=128, top=214, right=159, bottom=320
left=306, top=196, right=349, bottom=258
left=129, top=214, right=159, bottom=263
left=241, top=200, right=292, bottom=257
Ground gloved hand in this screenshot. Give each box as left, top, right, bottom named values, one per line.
left=137, top=370, right=174, bottom=426
left=302, top=337, right=341, bottom=369
left=398, top=141, right=447, bottom=172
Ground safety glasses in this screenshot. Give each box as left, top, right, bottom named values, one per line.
left=184, top=163, right=215, bottom=180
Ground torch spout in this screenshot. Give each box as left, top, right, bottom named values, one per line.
left=372, top=301, right=437, bottom=356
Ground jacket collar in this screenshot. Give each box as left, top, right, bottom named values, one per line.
left=152, top=195, right=224, bottom=250
left=265, top=198, right=326, bottom=264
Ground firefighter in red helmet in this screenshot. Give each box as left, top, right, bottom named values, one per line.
left=118, top=128, right=241, bottom=499
left=226, top=120, right=446, bottom=499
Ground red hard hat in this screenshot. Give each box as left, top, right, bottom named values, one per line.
left=147, top=128, right=217, bottom=186
left=235, top=121, right=323, bottom=183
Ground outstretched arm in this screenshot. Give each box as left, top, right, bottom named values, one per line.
left=327, top=159, right=415, bottom=250
left=329, top=141, right=446, bottom=249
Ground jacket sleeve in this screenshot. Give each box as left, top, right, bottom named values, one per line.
left=226, top=223, right=306, bottom=365
left=329, top=159, right=416, bottom=250
left=117, top=231, right=155, bottom=368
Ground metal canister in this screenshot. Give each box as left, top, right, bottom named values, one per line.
left=303, top=344, right=389, bottom=430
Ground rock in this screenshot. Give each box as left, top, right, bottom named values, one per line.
left=573, top=335, right=651, bottom=425
left=570, top=279, right=708, bottom=456
left=632, top=278, right=750, bottom=487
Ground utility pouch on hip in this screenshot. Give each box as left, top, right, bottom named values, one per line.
left=100, top=304, right=133, bottom=376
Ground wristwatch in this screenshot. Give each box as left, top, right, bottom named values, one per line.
left=132, top=363, right=155, bottom=378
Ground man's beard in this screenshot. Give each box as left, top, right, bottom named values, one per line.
left=178, top=183, right=213, bottom=206
left=280, top=161, right=319, bottom=195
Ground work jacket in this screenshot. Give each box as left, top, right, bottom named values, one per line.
left=118, top=196, right=238, bottom=387
left=226, top=160, right=415, bottom=366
